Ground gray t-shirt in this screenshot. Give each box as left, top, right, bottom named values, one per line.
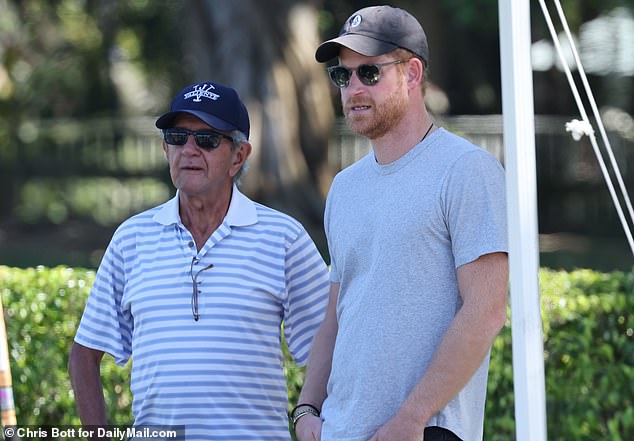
left=321, top=128, right=508, bottom=441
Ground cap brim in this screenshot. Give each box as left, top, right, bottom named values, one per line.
left=315, top=34, right=398, bottom=63
left=155, top=110, right=236, bottom=132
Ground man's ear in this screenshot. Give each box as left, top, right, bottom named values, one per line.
left=230, top=142, right=252, bottom=176
left=407, top=57, right=424, bottom=88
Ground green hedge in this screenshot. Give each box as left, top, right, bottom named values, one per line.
left=1, top=266, right=632, bottom=439
left=485, top=268, right=634, bottom=440
left=0, top=266, right=131, bottom=426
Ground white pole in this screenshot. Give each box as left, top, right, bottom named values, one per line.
left=498, top=1, right=548, bottom=441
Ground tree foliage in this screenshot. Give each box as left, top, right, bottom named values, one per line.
left=0, top=0, right=206, bottom=115
left=0, top=0, right=632, bottom=266
left=0, top=0, right=334, bottom=241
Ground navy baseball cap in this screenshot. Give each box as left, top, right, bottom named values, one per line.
left=156, top=81, right=250, bottom=138
left=315, top=5, right=429, bottom=66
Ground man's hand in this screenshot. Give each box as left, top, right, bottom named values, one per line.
left=366, top=409, right=425, bottom=441
left=294, top=414, right=322, bottom=441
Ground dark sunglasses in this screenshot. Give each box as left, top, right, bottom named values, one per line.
left=162, top=128, right=233, bottom=151
left=327, top=59, right=407, bottom=88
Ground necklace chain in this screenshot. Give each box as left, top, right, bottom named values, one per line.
left=420, top=122, right=434, bottom=143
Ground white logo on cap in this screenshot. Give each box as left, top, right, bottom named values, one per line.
left=349, top=14, right=362, bottom=28
left=184, top=84, right=220, bottom=102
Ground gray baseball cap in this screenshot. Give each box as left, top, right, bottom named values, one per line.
left=315, top=5, right=429, bottom=65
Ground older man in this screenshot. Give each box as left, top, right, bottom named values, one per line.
left=69, top=81, right=330, bottom=441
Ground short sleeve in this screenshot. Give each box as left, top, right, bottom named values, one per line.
left=324, top=184, right=340, bottom=283
left=282, top=229, right=330, bottom=366
left=74, top=237, right=133, bottom=365
left=441, top=149, right=508, bottom=268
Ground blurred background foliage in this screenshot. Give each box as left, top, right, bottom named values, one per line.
left=0, top=1, right=633, bottom=439
left=0, top=0, right=633, bottom=270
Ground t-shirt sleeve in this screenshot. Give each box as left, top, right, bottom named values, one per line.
left=74, top=237, right=133, bottom=365
left=282, top=229, right=330, bottom=366
left=324, top=184, right=340, bottom=283
left=442, top=148, right=508, bottom=268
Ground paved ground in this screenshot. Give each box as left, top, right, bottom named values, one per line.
left=538, top=232, right=633, bottom=272
left=0, top=221, right=115, bottom=269
left=1, top=221, right=632, bottom=272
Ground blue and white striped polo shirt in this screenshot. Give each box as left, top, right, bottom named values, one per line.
left=74, top=186, right=330, bottom=441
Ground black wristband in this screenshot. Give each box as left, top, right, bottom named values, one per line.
left=290, top=403, right=321, bottom=431
left=290, top=403, right=321, bottom=417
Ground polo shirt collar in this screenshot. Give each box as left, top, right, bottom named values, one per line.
left=153, top=185, right=257, bottom=227
left=225, top=185, right=258, bottom=226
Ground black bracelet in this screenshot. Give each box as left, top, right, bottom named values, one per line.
left=290, top=403, right=321, bottom=417
left=290, top=403, right=321, bottom=431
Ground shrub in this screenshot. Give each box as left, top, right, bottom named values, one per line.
left=485, top=268, right=634, bottom=440
left=1, top=266, right=632, bottom=439
left=0, top=266, right=131, bottom=425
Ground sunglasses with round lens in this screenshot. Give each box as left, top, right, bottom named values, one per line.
left=327, top=60, right=407, bottom=88
left=163, top=128, right=233, bottom=151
